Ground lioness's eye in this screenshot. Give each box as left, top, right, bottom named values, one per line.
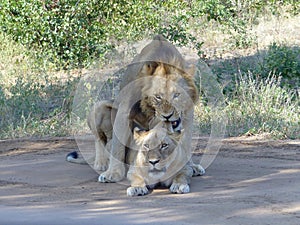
left=173, top=93, right=180, bottom=98
left=161, top=143, right=168, bottom=149
left=143, top=144, right=149, bottom=149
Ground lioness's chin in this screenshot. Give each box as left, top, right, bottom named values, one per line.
left=148, top=169, right=166, bottom=178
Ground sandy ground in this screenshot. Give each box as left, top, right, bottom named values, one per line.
left=0, top=136, right=300, bottom=225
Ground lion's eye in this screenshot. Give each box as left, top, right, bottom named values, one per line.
left=143, top=144, right=149, bottom=149
left=154, top=94, right=162, bottom=101
left=173, top=93, right=180, bottom=98
left=172, top=121, right=178, bottom=127
left=161, top=143, right=168, bottom=149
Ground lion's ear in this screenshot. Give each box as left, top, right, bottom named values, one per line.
left=153, top=34, right=167, bottom=42
left=140, top=62, right=158, bottom=75
left=185, top=64, right=196, bottom=77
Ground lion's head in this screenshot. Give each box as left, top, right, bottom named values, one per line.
left=140, top=62, right=198, bottom=125
left=119, top=35, right=198, bottom=131
left=132, top=123, right=183, bottom=181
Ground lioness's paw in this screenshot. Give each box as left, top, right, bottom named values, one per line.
left=192, top=164, right=205, bottom=177
left=170, top=183, right=190, bottom=194
left=127, top=186, right=149, bottom=197
left=98, top=170, right=124, bottom=183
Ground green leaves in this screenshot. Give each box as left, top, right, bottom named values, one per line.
left=0, top=0, right=111, bottom=68
left=0, top=0, right=204, bottom=68
left=262, top=43, right=300, bottom=87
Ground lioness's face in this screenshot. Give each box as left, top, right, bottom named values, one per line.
left=134, top=127, right=180, bottom=179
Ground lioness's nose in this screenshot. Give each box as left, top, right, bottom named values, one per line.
left=149, top=159, right=160, bottom=165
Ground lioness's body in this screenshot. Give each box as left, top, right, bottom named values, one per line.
left=126, top=124, right=196, bottom=196
left=69, top=120, right=204, bottom=196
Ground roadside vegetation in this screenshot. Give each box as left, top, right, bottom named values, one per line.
left=0, top=0, right=299, bottom=139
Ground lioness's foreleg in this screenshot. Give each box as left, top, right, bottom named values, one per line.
left=169, top=165, right=193, bottom=194
left=189, top=160, right=206, bottom=176
left=126, top=169, right=149, bottom=196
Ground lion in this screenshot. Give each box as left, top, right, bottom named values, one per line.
left=67, top=35, right=203, bottom=181
left=66, top=100, right=114, bottom=171
left=97, top=35, right=202, bottom=183
left=126, top=123, right=205, bottom=196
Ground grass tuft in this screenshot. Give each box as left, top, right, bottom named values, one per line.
left=195, top=74, right=300, bottom=139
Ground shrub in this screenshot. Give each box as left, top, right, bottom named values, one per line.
left=260, top=43, right=300, bottom=88
left=0, top=0, right=161, bottom=68
left=0, top=0, right=202, bottom=68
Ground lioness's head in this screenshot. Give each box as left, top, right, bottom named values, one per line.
left=140, top=63, right=198, bottom=123
left=133, top=123, right=183, bottom=179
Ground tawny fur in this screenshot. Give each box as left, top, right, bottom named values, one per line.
left=126, top=124, right=195, bottom=196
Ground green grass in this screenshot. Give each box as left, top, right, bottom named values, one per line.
left=0, top=33, right=79, bottom=138
left=195, top=73, right=300, bottom=139
left=226, top=74, right=299, bottom=138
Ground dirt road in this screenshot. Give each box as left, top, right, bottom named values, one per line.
left=0, top=136, right=299, bottom=225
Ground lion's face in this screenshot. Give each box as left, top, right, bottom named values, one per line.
left=133, top=124, right=182, bottom=179
left=140, top=64, right=198, bottom=126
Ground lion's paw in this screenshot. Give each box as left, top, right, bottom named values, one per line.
left=127, top=186, right=149, bottom=197
left=192, top=164, right=205, bottom=177
left=98, top=170, right=124, bottom=183
left=169, top=183, right=190, bottom=194
left=94, top=161, right=108, bottom=171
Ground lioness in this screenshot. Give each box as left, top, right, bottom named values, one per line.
left=127, top=124, right=203, bottom=196
left=66, top=99, right=182, bottom=170
left=98, top=35, right=200, bottom=182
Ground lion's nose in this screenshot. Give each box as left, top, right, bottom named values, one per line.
left=163, top=112, right=173, bottom=120
left=149, top=159, right=160, bottom=165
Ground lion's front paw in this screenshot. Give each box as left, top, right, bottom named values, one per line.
left=94, top=160, right=108, bottom=171
left=98, top=168, right=125, bottom=183
left=169, top=183, right=190, bottom=194
left=192, top=164, right=205, bottom=177
left=127, top=186, right=149, bottom=196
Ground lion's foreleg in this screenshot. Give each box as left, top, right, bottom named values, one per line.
left=182, top=111, right=205, bottom=176
left=98, top=134, right=126, bottom=182
left=94, top=137, right=109, bottom=171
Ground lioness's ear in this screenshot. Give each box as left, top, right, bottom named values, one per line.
left=133, top=127, right=147, bottom=140
left=171, top=129, right=184, bottom=141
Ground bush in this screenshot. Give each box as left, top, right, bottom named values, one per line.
left=1, top=0, right=296, bottom=68
left=260, top=43, right=300, bottom=88
left=0, top=0, right=203, bottom=68
left=0, top=0, right=160, bottom=68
